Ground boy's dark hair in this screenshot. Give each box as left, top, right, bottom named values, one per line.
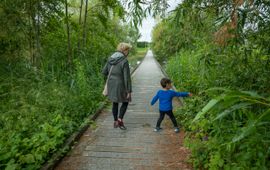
left=160, top=78, right=171, bottom=88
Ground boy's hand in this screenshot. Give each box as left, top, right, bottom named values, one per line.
left=188, top=93, right=193, bottom=97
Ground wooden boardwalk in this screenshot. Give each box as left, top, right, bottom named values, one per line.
left=55, top=50, right=191, bottom=170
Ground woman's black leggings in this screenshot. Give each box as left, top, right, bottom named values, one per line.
left=112, top=102, right=129, bottom=121
left=156, top=110, right=178, bottom=128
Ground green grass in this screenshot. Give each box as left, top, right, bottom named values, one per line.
left=129, top=47, right=148, bottom=72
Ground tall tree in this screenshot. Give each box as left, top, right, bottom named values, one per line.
left=83, top=0, right=89, bottom=48
left=65, top=0, right=72, bottom=68
left=77, top=0, right=84, bottom=51
left=36, top=0, right=41, bottom=67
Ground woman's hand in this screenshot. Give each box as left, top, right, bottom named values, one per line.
left=127, top=93, right=132, bottom=101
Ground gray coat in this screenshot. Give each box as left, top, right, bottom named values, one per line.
left=102, top=51, right=132, bottom=102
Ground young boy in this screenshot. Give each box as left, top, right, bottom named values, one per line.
left=151, top=78, right=192, bottom=133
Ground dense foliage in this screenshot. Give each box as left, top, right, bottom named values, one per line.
left=152, top=0, right=270, bottom=169
left=0, top=0, right=141, bottom=169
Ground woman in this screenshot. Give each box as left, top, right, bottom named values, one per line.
left=102, top=42, right=132, bottom=130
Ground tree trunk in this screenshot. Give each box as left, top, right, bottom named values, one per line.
left=83, top=0, right=89, bottom=48
left=36, top=0, right=41, bottom=67
left=29, top=0, right=35, bottom=65
left=77, top=0, right=84, bottom=52
left=65, top=0, right=72, bottom=69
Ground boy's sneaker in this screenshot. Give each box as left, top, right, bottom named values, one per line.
left=174, top=127, right=180, bottom=133
left=118, top=120, right=126, bottom=130
left=154, top=127, right=162, bottom=132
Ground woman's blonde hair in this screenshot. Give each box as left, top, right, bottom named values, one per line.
left=117, top=42, right=132, bottom=52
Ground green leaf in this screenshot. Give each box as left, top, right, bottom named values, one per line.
left=5, top=159, right=18, bottom=170
left=0, top=152, right=11, bottom=161
left=20, top=154, right=35, bottom=164
left=232, top=122, right=256, bottom=143
left=193, top=99, right=219, bottom=122
left=257, top=108, right=270, bottom=122
left=214, top=102, right=252, bottom=121
left=241, top=91, right=261, bottom=98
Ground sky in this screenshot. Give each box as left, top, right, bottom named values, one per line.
left=138, top=0, right=182, bottom=42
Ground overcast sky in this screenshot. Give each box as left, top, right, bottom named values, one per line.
left=138, top=0, right=182, bottom=42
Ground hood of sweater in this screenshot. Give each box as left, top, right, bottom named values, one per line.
left=108, top=51, right=126, bottom=65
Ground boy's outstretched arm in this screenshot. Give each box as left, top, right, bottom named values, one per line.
left=174, top=91, right=191, bottom=97
left=151, top=93, right=159, bottom=105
